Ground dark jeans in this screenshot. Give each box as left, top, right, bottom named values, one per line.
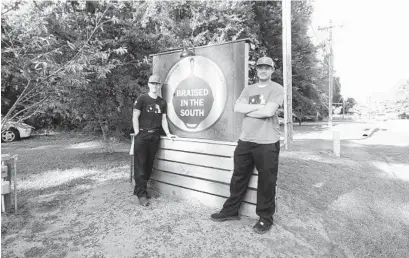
left=133, top=131, right=161, bottom=197
left=221, top=140, right=280, bottom=224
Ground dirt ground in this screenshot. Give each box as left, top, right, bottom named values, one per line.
left=1, top=123, right=409, bottom=258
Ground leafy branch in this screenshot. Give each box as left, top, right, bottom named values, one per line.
left=1, top=3, right=114, bottom=130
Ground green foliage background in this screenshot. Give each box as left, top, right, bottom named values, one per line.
left=1, top=0, right=339, bottom=138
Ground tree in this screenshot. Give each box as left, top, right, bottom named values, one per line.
left=344, top=97, right=357, bottom=114
left=2, top=1, right=329, bottom=138
left=252, top=1, right=324, bottom=123
left=394, top=79, right=409, bottom=117
left=1, top=1, right=128, bottom=133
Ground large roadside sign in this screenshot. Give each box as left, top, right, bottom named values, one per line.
left=151, top=39, right=249, bottom=141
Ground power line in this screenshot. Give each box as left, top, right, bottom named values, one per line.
left=309, top=23, right=322, bottom=44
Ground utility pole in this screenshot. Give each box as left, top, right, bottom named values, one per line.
left=282, top=0, right=293, bottom=150
left=319, top=20, right=336, bottom=127
left=328, top=25, right=333, bottom=127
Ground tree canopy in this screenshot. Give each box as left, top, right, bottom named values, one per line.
left=1, top=0, right=335, bottom=137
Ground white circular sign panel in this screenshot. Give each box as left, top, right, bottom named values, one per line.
left=164, top=56, right=227, bottom=132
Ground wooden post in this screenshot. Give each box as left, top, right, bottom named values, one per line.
left=1, top=165, right=7, bottom=213
left=12, top=155, right=18, bottom=213
left=1, top=157, right=8, bottom=213
left=282, top=0, right=293, bottom=150
left=130, top=134, right=135, bottom=183
left=1, top=196, right=5, bottom=213
left=1, top=154, right=16, bottom=213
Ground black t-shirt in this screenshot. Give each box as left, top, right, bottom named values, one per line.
left=133, top=94, right=167, bottom=130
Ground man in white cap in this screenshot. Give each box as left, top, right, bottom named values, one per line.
left=132, top=74, right=176, bottom=206
left=211, top=57, right=284, bottom=234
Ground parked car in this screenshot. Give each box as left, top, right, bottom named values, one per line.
left=302, top=115, right=317, bottom=122
left=1, top=120, right=34, bottom=142
left=278, top=113, right=299, bottom=125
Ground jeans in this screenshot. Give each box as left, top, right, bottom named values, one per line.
left=221, top=140, right=280, bottom=224
left=133, top=131, right=161, bottom=197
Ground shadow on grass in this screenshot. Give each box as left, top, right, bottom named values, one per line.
left=1, top=134, right=129, bottom=176
left=1, top=176, right=99, bottom=235
left=3, top=134, right=408, bottom=257
left=10, top=150, right=130, bottom=179
left=280, top=156, right=409, bottom=211
left=279, top=154, right=409, bottom=257
left=77, top=152, right=131, bottom=169
left=1, top=149, right=131, bottom=235
left=21, top=176, right=98, bottom=197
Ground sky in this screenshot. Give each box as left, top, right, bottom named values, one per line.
left=311, top=0, right=409, bottom=104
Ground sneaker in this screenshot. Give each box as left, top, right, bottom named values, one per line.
left=134, top=191, right=151, bottom=199
left=210, top=212, right=240, bottom=222
left=138, top=196, right=149, bottom=207
left=253, top=220, right=272, bottom=234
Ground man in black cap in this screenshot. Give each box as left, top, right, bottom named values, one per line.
left=132, top=74, right=177, bottom=206
left=211, top=57, right=284, bottom=234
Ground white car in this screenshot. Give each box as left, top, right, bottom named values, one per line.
left=1, top=120, right=34, bottom=142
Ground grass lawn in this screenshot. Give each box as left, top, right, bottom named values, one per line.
left=1, top=132, right=408, bottom=257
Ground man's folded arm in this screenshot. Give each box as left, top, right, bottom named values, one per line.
left=246, top=102, right=280, bottom=118
left=234, top=100, right=264, bottom=114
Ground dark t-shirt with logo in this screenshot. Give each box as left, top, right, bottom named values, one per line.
left=133, top=94, right=167, bottom=131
